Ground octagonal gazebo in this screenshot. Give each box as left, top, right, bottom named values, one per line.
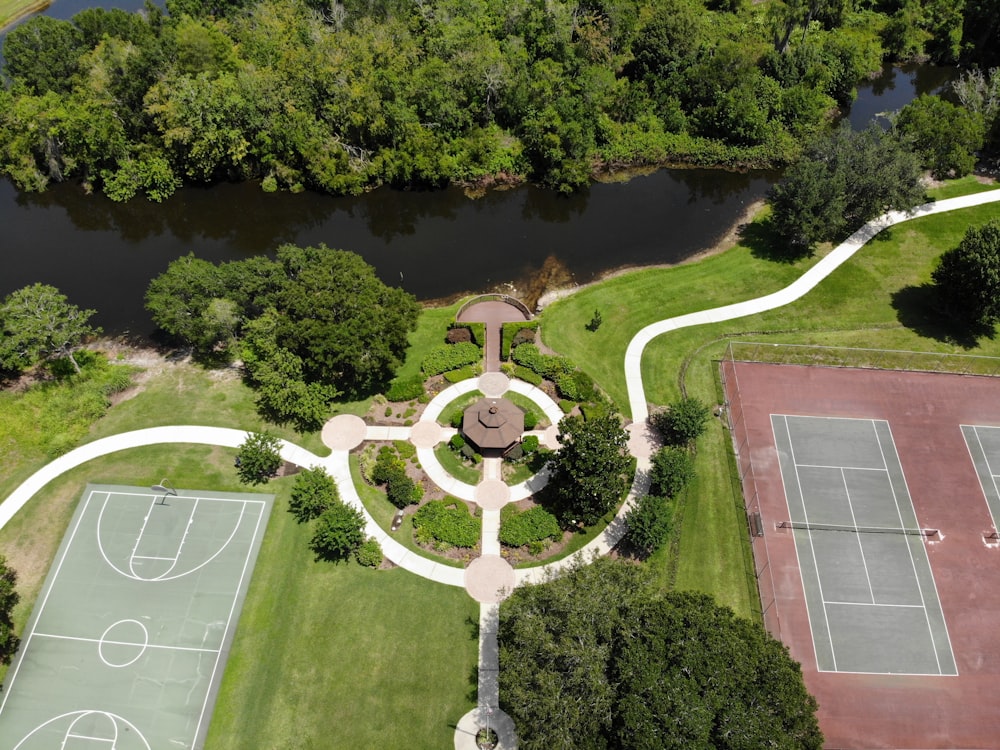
left=462, top=398, right=524, bottom=454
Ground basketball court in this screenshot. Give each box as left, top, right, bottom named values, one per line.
left=0, top=484, right=272, bottom=750
left=723, top=360, right=1000, bottom=749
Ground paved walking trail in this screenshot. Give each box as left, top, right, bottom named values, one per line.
left=2, top=189, right=998, bottom=750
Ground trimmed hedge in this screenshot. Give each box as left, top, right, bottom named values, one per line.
left=444, top=365, right=478, bottom=383
left=555, top=370, right=598, bottom=402
left=502, top=321, right=539, bottom=359
left=448, top=321, right=486, bottom=347
left=499, top=506, right=562, bottom=548
left=512, top=365, right=543, bottom=385
left=511, top=343, right=574, bottom=380
left=422, top=342, right=482, bottom=377
left=413, top=500, right=481, bottom=548
left=372, top=445, right=422, bottom=508
left=385, top=375, right=425, bottom=402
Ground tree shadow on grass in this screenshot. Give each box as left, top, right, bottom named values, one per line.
left=740, top=217, right=810, bottom=264
left=891, top=283, right=996, bottom=348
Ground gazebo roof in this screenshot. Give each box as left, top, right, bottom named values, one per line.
left=462, top=398, right=524, bottom=451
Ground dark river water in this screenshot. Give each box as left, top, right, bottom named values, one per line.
left=0, top=3, right=961, bottom=335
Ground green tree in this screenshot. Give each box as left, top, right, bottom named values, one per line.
left=768, top=124, right=925, bottom=254
left=310, top=502, right=367, bottom=562
left=896, top=94, right=985, bottom=178
left=2, top=16, right=85, bottom=94
left=267, top=244, right=420, bottom=397
left=931, top=219, right=1000, bottom=328
left=613, top=592, right=822, bottom=749
left=649, top=445, right=695, bottom=496
left=0, top=556, right=20, bottom=665
left=546, top=414, right=632, bottom=525
left=0, top=284, right=100, bottom=375
left=651, top=396, right=711, bottom=446
left=498, top=558, right=822, bottom=750
left=289, top=466, right=339, bottom=523
left=624, top=494, right=672, bottom=556
left=236, top=431, right=282, bottom=485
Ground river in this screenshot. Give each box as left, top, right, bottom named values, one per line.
left=0, top=4, right=960, bottom=335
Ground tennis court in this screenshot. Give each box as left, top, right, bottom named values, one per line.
left=963, top=425, right=1000, bottom=529
left=0, top=484, right=272, bottom=750
left=772, top=415, right=955, bottom=675
left=723, top=361, right=1000, bottom=749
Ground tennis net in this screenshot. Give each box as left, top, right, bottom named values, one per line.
left=777, top=521, right=938, bottom=537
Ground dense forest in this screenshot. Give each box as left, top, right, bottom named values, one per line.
left=0, top=0, right=997, bottom=200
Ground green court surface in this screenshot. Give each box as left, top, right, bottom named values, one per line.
left=0, top=484, right=272, bottom=750
left=771, top=416, right=957, bottom=676
left=963, top=425, right=1000, bottom=527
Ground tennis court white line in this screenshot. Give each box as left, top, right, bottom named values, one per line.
left=797, top=463, right=885, bottom=472
left=964, top=426, right=1000, bottom=518
left=839, top=465, right=876, bottom=605
left=823, top=600, right=925, bottom=608
left=877, top=422, right=947, bottom=675
left=32, top=631, right=220, bottom=655
left=785, top=415, right=838, bottom=671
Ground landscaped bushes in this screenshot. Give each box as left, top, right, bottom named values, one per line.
left=385, top=375, right=425, bottom=402
left=511, top=344, right=574, bottom=381
left=499, top=506, right=562, bottom=549
left=449, top=321, right=486, bottom=347
left=444, top=365, right=478, bottom=383
left=371, top=445, right=423, bottom=508
left=554, top=370, right=598, bottom=403
left=512, top=365, right=542, bottom=385
left=413, top=500, right=480, bottom=548
left=422, top=342, right=482, bottom=377
left=502, top=322, right=540, bottom=359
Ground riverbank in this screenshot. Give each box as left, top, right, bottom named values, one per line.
left=0, top=0, right=48, bottom=31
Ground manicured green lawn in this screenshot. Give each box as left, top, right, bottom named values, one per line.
left=434, top=443, right=483, bottom=484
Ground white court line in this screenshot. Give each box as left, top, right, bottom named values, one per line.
left=960, top=426, right=1000, bottom=532
left=797, top=463, right=885, bottom=472
left=786, top=415, right=838, bottom=671
left=967, top=426, right=1000, bottom=516
left=192, top=495, right=267, bottom=747
left=107, top=491, right=266, bottom=507
left=824, top=600, right=925, bottom=608
left=876, top=422, right=947, bottom=676
left=32, top=631, right=220, bottom=655
left=0, top=489, right=106, bottom=717
left=840, top=464, right=876, bottom=605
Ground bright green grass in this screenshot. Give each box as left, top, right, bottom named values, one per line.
left=395, top=301, right=464, bottom=382
left=434, top=443, right=483, bottom=484
left=438, top=390, right=486, bottom=426
left=501, top=391, right=550, bottom=429
left=0, top=0, right=46, bottom=30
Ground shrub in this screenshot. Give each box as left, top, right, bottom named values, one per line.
left=384, top=405, right=393, bottom=417
left=444, top=365, right=478, bottom=383
left=652, top=397, right=712, bottom=445
left=289, top=466, right=339, bottom=523
left=556, top=370, right=597, bottom=402
left=310, top=503, right=366, bottom=562
left=446, top=327, right=473, bottom=344
left=580, top=401, right=608, bottom=421
left=499, top=506, right=562, bottom=548
left=523, top=411, right=538, bottom=430
left=521, top=435, right=540, bottom=453
left=387, top=470, right=422, bottom=508
left=385, top=375, right=424, bottom=401
left=559, top=399, right=576, bottom=414
left=650, top=446, right=696, bottom=498
left=450, top=433, right=466, bottom=450
left=236, top=431, right=282, bottom=486
left=502, top=321, right=539, bottom=359
left=512, top=365, right=543, bottom=385
left=501, top=362, right=516, bottom=377
left=505, top=444, right=524, bottom=461
left=421, top=342, right=482, bottom=376
left=625, top=494, right=672, bottom=556
left=358, top=443, right=379, bottom=483
left=511, top=344, right=574, bottom=380
left=413, top=500, right=480, bottom=548
left=451, top=409, right=465, bottom=428
left=372, top=445, right=403, bottom=485
left=395, top=440, right=416, bottom=460
left=354, top=537, right=383, bottom=568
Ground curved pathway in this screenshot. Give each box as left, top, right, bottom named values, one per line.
left=3, top=188, right=999, bottom=750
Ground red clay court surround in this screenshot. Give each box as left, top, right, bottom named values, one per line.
left=722, top=362, right=1000, bottom=750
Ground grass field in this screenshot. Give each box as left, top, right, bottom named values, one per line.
left=0, top=0, right=47, bottom=31
left=540, top=180, right=1000, bottom=618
